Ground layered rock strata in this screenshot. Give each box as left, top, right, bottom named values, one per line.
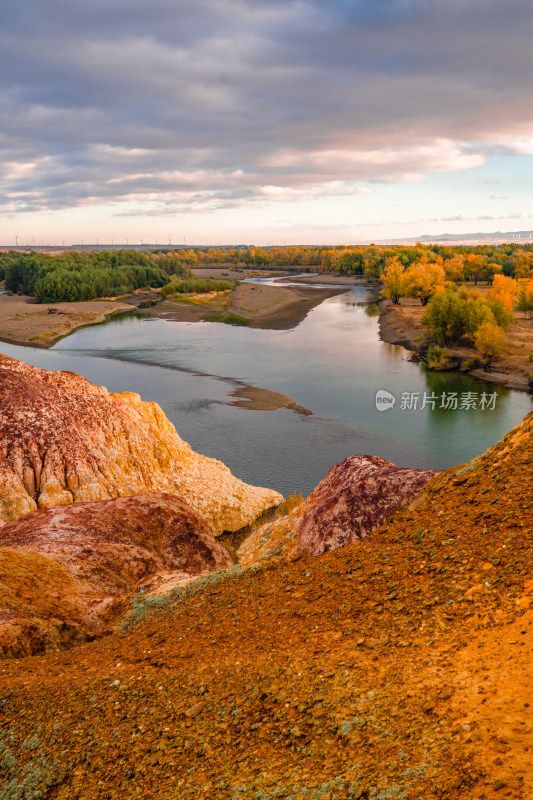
left=0, top=353, right=282, bottom=533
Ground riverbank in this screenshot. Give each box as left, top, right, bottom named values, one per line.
left=0, top=290, right=320, bottom=417
left=0, top=280, right=345, bottom=351
left=278, top=273, right=371, bottom=286
left=378, top=297, right=532, bottom=392
left=137, top=282, right=346, bottom=330
left=0, top=293, right=134, bottom=349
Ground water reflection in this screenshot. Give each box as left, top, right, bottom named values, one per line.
left=1, top=278, right=530, bottom=497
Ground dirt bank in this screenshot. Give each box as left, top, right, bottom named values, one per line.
left=379, top=297, right=533, bottom=392
left=138, top=282, right=346, bottom=330
left=0, top=293, right=134, bottom=349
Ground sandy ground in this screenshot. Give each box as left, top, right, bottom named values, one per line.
left=379, top=297, right=533, bottom=391
left=139, top=282, right=345, bottom=330
left=0, top=294, right=134, bottom=348
left=229, top=386, right=312, bottom=415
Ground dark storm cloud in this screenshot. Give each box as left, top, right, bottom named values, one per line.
left=1, top=0, right=532, bottom=214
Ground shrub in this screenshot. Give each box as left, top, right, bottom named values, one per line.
left=421, top=289, right=469, bottom=344
left=161, top=278, right=237, bottom=296
left=474, top=322, right=507, bottom=366
left=460, top=356, right=480, bottom=372
left=517, top=281, right=533, bottom=318
left=279, top=492, right=305, bottom=516
left=426, top=345, right=453, bottom=371
left=422, top=287, right=512, bottom=345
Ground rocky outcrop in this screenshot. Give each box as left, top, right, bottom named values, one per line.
left=239, top=455, right=439, bottom=563
left=0, top=353, right=282, bottom=533
left=0, top=492, right=233, bottom=658
left=293, top=456, right=440, bottom=557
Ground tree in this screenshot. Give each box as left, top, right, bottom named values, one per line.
left=421, top=288, right=469, bottom=344
left=443, top=255, right=465, bottom=283
left=489, top=274, right=518, bottom=311
left=517, top=280, right=533, bottom=318
left=474, top=322, right=507, bottom=366
left=509, top=248, right=533, bottom=278
left=380, top=257, right=406, bottom=304
left=421, top=286, right=511, bottom=345
left=362, top=246, right=386, bottom=281
left=404, top=257, right=445, bottom=305
left=464, top=253, right=486, bottom=285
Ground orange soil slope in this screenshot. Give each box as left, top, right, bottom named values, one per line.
left=0, top=412, right=531, bottom=800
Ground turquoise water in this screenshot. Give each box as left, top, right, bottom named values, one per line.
left=1, top=280, right=531, bottom=496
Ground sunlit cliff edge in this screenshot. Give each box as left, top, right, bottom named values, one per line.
left=0, top=353, right=282, bottom=534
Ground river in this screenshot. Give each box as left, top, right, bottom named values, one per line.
left=1, top=278, right=531, bottom=496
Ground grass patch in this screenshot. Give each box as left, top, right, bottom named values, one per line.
left=161, top=278, right=237, bottom=296
left=206, top=312, right=249, bottom=326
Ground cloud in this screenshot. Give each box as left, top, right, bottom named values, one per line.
left=1, top=0, right=533, bottom=217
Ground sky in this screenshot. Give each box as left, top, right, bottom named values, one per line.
left=1, top=0, right=533, bottom=246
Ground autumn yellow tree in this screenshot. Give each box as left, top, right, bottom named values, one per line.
left=510, top=249, right=533, bottom=279
left=488, top=274, right=518, bottom=311
left=380, top=256, right=407, bottom=304
left=481, top=262, right=503, bottom=283
left=404, top=257, right=445, bottom=305
left=443, top=255, right=465, bottom=283
left=474, top=321, right=507, bottom=366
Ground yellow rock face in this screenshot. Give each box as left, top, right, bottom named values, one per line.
left=0, top=354, right=282, bottom=534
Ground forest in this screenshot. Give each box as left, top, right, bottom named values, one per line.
left=0, top=250, right=191, bottom=303
left=146, top=241, right=533, bottom=280
left=1, top=243, right=533, bottom=304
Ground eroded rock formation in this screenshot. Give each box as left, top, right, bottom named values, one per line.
left=0, top=353, right=282, bottom=533
left=0, top=492, right=233, bottom=658
left=239, top=455, right=439, bottom=563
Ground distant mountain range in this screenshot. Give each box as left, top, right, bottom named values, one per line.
left=379, top=230, right=533, bottom=246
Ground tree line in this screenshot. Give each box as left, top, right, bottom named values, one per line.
left=147, top=242, right=533, bottom=279
left=0, top=250, right=192, bottom=303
